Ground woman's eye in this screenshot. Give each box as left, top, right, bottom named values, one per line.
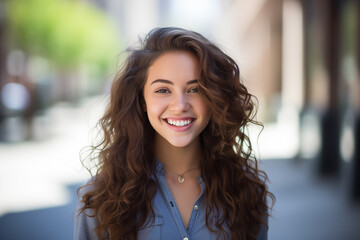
left=188, top=87, right=199, bottom=93
left=155, top=88, right=170, bottom=93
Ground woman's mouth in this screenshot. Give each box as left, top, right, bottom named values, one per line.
left=165, top=118, right=194, bottom=127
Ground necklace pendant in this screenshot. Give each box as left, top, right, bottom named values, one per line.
left=178, top=175, right=184, bottom=183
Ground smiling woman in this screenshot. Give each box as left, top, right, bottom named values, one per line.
left=75, top=27, right=274, bottom=240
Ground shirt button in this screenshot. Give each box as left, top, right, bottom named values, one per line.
left=193, top=205, right=199, bottom=210
left=183, top=238, right=189, bottom=240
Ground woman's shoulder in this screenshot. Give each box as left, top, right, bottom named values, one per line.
left=74, top=177, right=100, bottom=240
left=77, top=176, right=101, bottom=198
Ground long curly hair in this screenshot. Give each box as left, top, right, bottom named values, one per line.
left=78, top=27, right=274, bottom=240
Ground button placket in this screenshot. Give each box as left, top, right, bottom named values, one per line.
left=186, top=178, right=205, bottom=233
left=159, top=175, right=188, bottom=238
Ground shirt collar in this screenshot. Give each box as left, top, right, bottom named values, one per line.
left=155, top=159, right=166, bottom=176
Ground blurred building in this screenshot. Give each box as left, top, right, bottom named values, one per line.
left=300, top=0, right=359, bottom=200
left=212, top=0, right=359, bottom=199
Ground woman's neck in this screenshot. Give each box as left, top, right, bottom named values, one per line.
left=154, top=134, right=201, bottom=175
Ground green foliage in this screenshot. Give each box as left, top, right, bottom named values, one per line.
left=8, top=0, right=121, bottom=72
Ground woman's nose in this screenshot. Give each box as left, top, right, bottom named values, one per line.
left=169, top=93, right=189, bottom=112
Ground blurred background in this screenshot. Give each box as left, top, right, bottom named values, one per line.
left=0, top=0, right=359, bottom=239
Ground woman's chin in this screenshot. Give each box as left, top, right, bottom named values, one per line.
left=165, top=137, right=196, bottom=148
left=167, top=141, right=191, bottom=148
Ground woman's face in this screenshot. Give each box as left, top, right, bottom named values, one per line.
left=143, top=50, right=211, bottom=148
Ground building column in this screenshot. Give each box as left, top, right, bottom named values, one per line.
left=351, top=0, right=360, bottom=200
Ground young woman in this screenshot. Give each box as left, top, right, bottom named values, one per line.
left=75, top=27, right=274, bottom=240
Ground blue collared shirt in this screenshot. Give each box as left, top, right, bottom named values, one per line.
left=74, top=160, right=268, bottom=240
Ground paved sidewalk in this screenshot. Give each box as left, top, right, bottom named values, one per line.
left=264, top=159, right=360, bottom=240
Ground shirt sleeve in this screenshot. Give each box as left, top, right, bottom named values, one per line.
left=74, top=183, right=99, bottom=240
left=256, top=214, right=268, bottom=240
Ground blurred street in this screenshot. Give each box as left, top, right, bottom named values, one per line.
left=0, top=0, right=359, bottom=239
left=0, top=96, right=106, bottom=217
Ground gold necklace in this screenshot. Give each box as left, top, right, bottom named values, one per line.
left=176, top=167, right=200, bottom=183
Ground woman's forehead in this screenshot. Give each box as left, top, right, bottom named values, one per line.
left=146, top=51, right=200, bottom=84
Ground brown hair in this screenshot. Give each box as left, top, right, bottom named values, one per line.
left=78, top=27, right=274, bottom=240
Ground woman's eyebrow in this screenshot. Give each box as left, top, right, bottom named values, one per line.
left=186, top=79, right=198, bottom=85
left=151, top=79, right=173, bottom=85
left=150, top=79, right=198, bottom=85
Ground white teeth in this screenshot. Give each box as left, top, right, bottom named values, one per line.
left=167, top=119, right=192, bottom=127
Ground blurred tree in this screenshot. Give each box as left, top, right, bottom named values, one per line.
left=7, top=0, right=121, bottom=84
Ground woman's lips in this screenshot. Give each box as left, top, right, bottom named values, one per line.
left=163, top=118, right=196, bottom=132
